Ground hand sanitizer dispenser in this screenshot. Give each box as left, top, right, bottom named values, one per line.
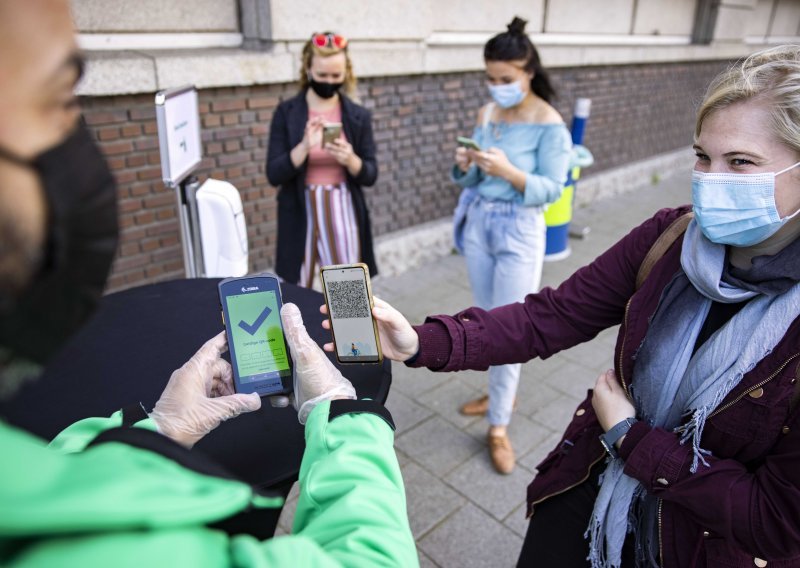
left=195, top=179, right=249, bottom=277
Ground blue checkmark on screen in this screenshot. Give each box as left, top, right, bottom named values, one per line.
left=238, top=306, right=272, bottom=335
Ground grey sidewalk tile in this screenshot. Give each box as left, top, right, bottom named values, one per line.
left=515, top=371, right=564, bottom=411
left=503, top=502, right=531, bottom=539
left=558, top=336, right=617, bottom=373
left=395, top=447, right=412, bottom=468
left=395, top=416, right=483, bottom=477
left=386, top=389, right=435, bottom=435
left=453, top=368, right=489, bottom=391
left=418, top=376, right=484, bottom=430
left=527, top=393, right=585, bottom=433
left=418, top=549, right=441, bottom=568
left=517, top=431, right=564, bottom=473
left=542, top=359, right=599, bottom=401
left=401, top=461, right=466, bottom=539
left=444, top=453, right=533, bottom=521
left=418, top=503, right=523, bottom=568
left=464, top=412, right=554, bottom=460
left=392, top=362, right=452, bottom=399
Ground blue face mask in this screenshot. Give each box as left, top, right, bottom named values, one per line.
left=692, top=161, right=800, bottom=246
left=487, top=81, right=526, bottom=109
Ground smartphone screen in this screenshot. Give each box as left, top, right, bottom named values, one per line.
left=456, top=136, right=481, bottom=151
left=218, top=275, right=293, bottom=396
left=321, top=264, right=382, bottom=364
left=323, top=123, right=342, bottom=146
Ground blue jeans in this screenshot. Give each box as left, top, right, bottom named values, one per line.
left=462, top=196, right=546, bottom=426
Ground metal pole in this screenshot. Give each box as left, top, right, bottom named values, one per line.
left=183, top=176, right=205, bottom=277
left=175, top=180, right=197, bottom=278
left=568, top=98, right=592, bottom=239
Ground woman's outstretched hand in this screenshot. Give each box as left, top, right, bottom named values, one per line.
left=320, top=296, right=420, bottom=362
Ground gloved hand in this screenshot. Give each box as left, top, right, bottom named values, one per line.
left=150, top=332, right=262, bottom=448
left=281, top=303, right=356, bottom=424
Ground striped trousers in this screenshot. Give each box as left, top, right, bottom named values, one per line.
left=299, top=182, right=361, bottom=288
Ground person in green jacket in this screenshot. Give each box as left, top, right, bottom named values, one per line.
left=0, top=2, right=417, bottom=566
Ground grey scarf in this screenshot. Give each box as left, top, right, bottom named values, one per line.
left=587, top=220, right=800, bottom=567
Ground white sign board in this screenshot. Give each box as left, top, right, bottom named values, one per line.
left=155, top=86, right=202, bottom=186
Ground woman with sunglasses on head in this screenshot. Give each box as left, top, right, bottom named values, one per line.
left=267, top=32, right=377, bottom=288
left=452, top=17, right=572, bottom=474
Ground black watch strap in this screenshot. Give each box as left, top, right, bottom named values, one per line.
left=599, top=417, right=637, bottom=458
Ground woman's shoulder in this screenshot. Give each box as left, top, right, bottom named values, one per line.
left=476, top=103, right=495, bottom=126
left=523, top=99, right=563, bottom=125
left=276, top=91, right=306, bottom=112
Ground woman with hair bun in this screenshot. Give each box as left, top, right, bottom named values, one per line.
left=453, top=17, right=572, bottom=474
left=267, top=32, right=378, bottom=288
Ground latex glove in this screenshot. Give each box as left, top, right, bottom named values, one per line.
left=150, top=332, right=262, bottom=448
left=320, top=296, right=420, bottom=362
left=281, top=303, right=356, bottom=424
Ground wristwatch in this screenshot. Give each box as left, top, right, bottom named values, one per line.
left=599, top=417, right=638, bottom=459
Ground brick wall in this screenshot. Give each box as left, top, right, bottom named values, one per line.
left=80, top=59, right=729, bottom=292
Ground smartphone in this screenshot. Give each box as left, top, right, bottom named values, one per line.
left=320, top=263, right=383, bottom=364
left=322, top=123, right=342, bottom=147
left=457, top=136, right=481, bottom=151
left=218, top=273, right=293, bottom=396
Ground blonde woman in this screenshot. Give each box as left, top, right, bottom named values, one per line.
left=342, top=45, right=800, bottom=567
left=267, top=32, right=377, bottom=287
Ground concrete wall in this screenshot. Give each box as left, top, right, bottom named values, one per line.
left=71, top=0, right=239, bottom=32
left=70, top=0, right=798, bottom=97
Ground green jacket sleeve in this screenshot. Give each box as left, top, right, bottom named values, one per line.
left=49, top=409, right=158, bottom=454
left=275, top=399, right=418, bottom=567
left=2, top=400, right=416, bottom=567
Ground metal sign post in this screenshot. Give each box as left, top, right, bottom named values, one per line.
left=155, top=85, right=204, bottom=277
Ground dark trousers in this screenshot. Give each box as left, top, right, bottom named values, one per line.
left=517, top=462, right=637, bottom=567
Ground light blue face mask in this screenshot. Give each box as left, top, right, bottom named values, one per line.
left=487, top=80, right=526, bottom=109
left=692, top=161, right=800, bottom=246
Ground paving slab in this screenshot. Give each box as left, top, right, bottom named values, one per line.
left=418, top=503, right=524, bottom=568
left=395, top=416, right=484, bottom=477
left=400, top=461, right=466, bottom=539
left=444, top=453, right=533, bottom=521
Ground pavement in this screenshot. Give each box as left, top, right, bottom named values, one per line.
left=275, top=168, right=693, bottom=567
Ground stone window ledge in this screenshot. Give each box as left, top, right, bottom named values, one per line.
left=76, top=33, right=776, bottom=98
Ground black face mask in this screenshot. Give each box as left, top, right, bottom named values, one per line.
left=0, top=122, right=119, bottom=366
left=308, top=77, right=344, bottom=99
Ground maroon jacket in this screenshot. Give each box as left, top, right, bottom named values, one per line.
left=410, top=206, right=800, bottom=567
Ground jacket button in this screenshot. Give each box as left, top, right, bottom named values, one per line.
left=791, top=378, right=797, bottom=384
left=576, top=409, right=586, bottom=416
left=702, top=531, right=709, bottom=537
left=748, top=387, right=764, bottom=399
left=656, top=477, right=669, bottom=486
left=461, top=315, right=470, bottom=322
left=754, top=558, right=768, bottom=567
left=782, top=426, right=790, bottom=434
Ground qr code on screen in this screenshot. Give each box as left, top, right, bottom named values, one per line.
left=328, top=280, right=371, bottom=319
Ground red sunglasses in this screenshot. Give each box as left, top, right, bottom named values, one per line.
left=312, top=33, right=348, bottom=50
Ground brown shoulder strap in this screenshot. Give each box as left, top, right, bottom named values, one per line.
left=635, top=212, right=694, bottom=291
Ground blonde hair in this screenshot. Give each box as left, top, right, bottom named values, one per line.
left=696, top=45, right=800, bottom=154
left=299, top=33, right=357, bottom=98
